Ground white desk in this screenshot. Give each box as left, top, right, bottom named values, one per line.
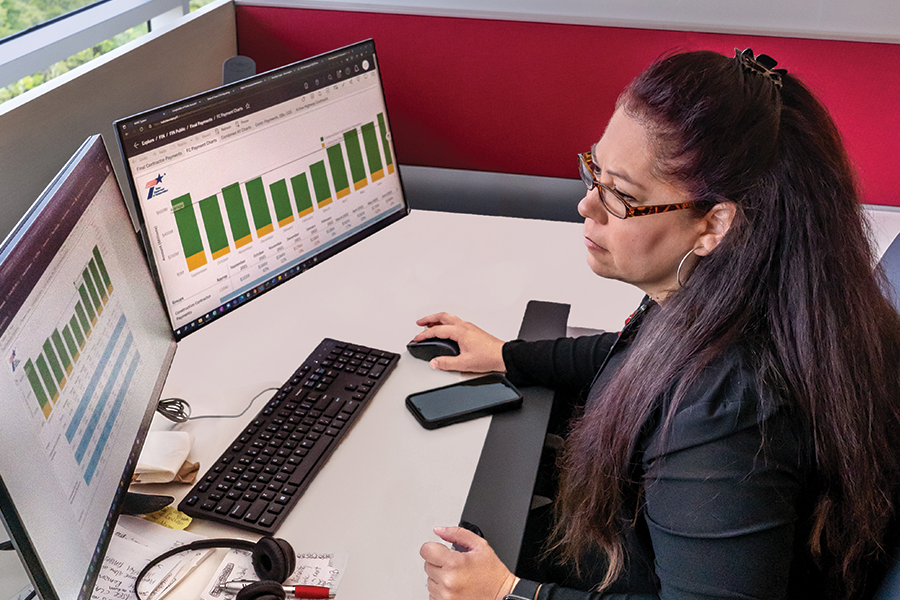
left=140, top=209, right=644, bottom=600
left=4, top=205, right=899, bottom=600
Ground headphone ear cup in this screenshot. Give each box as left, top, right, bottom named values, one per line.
left=235, top=580, right=286, bottom=600
left=251, top=536, right=296, bottom=582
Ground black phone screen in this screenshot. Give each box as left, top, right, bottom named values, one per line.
left=406, top=374, right=522, bottom=428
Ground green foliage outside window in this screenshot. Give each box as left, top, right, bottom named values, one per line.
left=0, top=0, right=216, bottom=105
left=1, top=0, right=100, bottom=40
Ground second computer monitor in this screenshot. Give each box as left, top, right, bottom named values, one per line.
left=115, top=39, right=408, bottom=339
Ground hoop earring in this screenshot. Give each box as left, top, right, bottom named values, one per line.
left=676, top=248, right=699, bottom=288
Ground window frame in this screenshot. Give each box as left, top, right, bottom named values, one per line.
left=0, top=0, right=190, bottom=90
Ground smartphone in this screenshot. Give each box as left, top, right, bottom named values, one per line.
left=405, top=374, right=523, bottom=429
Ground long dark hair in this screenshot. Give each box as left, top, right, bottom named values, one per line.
left=553, top=50, right=900, bottom=597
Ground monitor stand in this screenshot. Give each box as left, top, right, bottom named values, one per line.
left=121, top=492, right=174, bottom=516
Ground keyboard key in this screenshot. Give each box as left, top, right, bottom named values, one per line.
left=258, top=514, right=277, bottom=528
left=324, top=399, right=346, bottom=418
left=229, top=502, right=249, bottom=519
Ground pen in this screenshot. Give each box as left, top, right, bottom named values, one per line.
left=218, top=581, right=335, bottom=598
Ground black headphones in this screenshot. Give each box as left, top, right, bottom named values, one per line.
left=134, top=536, right=296, bottom=600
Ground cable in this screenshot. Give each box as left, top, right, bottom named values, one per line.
left=156, top=397, right=191, bottom=423
left=156, top=387, right=279, bottom=424
left=188, top=387, right=278, bottom=421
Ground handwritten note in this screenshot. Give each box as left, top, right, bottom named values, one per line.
left=90, top=515, right=211, bottom=600
left=200, top=549, right=348, bottom=600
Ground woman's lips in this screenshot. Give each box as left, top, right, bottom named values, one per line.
left=584, top=235, right=606, bottom=252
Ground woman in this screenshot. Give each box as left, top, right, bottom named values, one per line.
left=416, top=49, right=900, bottom=600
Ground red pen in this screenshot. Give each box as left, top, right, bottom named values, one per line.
left=219, top=581, right=335, bottom=598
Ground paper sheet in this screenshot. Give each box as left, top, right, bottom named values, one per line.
left=200, top=549, right=348, bottom=600
left=90, top=515, right=211, bottom=600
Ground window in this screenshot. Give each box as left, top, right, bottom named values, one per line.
left=0, top=0, right=215, bottom=105
left=0, top=0, right=105, bottom=41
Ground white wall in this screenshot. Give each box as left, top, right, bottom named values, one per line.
left=240, top=0, right=900, bottom=43
left=0, top=0, right=238, bottom=240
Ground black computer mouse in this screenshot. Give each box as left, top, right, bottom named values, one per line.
left=407, top=337, right=461, bottom=361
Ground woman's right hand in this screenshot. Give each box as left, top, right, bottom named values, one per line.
left=413, top=313, right=506, bottom=373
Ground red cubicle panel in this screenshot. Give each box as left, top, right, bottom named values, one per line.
left=235, top=6, right=900, bottom=206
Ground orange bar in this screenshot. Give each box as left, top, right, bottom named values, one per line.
left=186, top=252, right=208, bottom=271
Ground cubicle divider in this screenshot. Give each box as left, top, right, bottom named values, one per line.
left=232, top=3, right=900, bottom=208
left=460, top=300, right=570, bottom=571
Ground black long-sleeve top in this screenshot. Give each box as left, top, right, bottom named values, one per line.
left=500, top=299, right=817, bottom=600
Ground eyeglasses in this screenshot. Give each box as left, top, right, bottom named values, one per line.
left=578, top=152, right=705, bottom=219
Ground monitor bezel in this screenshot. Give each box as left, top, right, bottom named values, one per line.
left=0, top=135, right=176, bottom=600
left=113, top=39, right=410, bottom=341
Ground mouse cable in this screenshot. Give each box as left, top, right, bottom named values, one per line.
left=157, top=387, right=279, bottom=424
left=156, top=397, right=191, bottom=423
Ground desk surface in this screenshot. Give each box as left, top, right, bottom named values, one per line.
left=144, top=209, right=644, bottom=600
left=4, top=206, right=900, bottom=600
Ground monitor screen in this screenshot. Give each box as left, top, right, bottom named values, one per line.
left=0, top=136, right=176, bottom=600
left=114, top=39, right=409, bottom=339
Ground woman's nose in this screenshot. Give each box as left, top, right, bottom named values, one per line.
left=578, top=187, right=606, bottom=222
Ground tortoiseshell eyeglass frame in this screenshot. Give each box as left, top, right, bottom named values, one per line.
left=578, top=152, right=706, bottom=219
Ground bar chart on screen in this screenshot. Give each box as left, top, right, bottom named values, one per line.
left=128, top=75, right=405, bottom=330
left=21, top=246, right=115, bottom=420
left=12, top=238, right=142, bottom=517
left=167, top=111, right=396, bottom=274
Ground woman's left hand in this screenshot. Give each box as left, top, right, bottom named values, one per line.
left=420, top=526, right=518, bottom=600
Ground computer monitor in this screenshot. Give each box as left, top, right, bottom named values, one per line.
left=0, top=136, right=176, bottom=600
left=114, top=39, right=409, bottom=339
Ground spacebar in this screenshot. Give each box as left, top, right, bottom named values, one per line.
left=288, top=437, right=333, bottom=487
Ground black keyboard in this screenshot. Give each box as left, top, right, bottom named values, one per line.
left=178, top=338, right=400, bottom=533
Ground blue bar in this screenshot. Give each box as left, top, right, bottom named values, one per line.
left=84, top=351, right=140, bottom=485
left=66, top=313, right=126, bottom=443
left=75, top=331, right=133, bottom=463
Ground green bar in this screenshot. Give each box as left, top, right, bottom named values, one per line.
left=69, top=314, right=85, bottom=347
left=51, top=329, right=71, bottom=371
left=62, top=326, right=79, bottom=359
left=77, top=284, right=96, bottom=323
left=377, top=113, right=394, bottom=170
left=92, top=246, right=112, bottom=290
left=82, top=268, right=101, bottom=313
left=42, top=339, right=65, bottom=385
left=343, top=129, right=367, bottom=187
left=24, top=360, right=49, bottom=413
left=245, top=177, right=273, bottom=235
left=88, top=258, right=107, bottom=304
left=290, top=174, right=314, bottom=216
left=171, top=193, right=206, bottom=265
left=35, top=355, right=57, bottom=400
left=310, top=161, right=332, bottom=206
left=326, top=144, right=350, bottom=197
left=198, top=195, right=230, bottom=258
left=361, top=122, right=383, bottom=176
left=222, top=183, right=252, bottom=245
left=269, top=180, right=293, bottom=224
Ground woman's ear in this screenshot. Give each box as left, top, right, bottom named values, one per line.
left=694, top=202, right=737, bottom=256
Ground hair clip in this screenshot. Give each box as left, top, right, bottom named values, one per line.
left=735, top=48, right=787, bottom=89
